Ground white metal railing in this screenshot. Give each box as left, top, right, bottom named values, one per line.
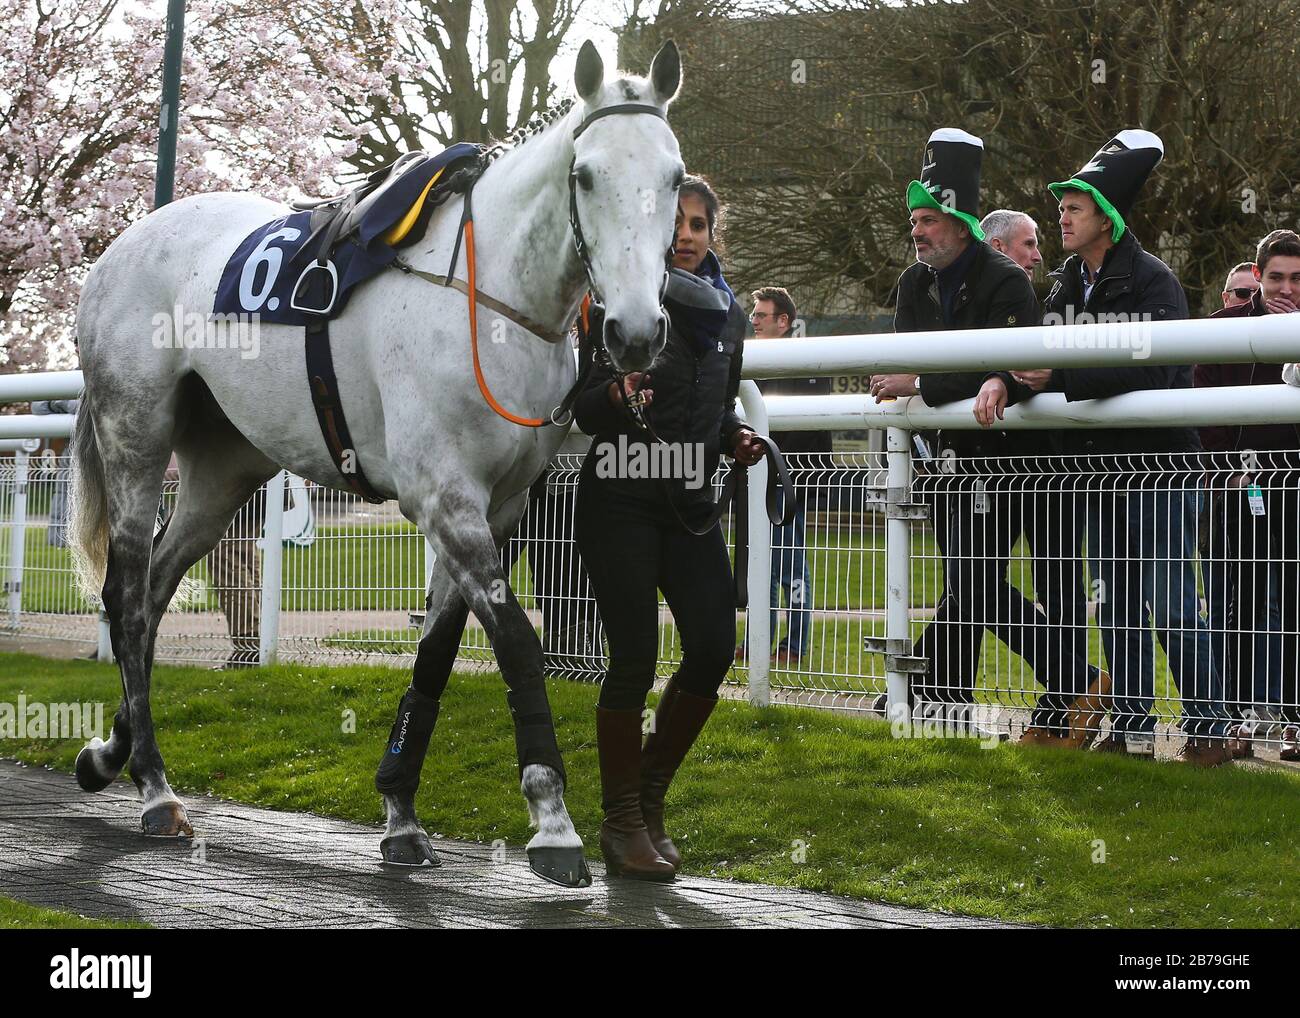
left=741, top=312, right=1300, bottom=375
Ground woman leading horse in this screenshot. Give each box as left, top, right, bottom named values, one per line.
left=575, top=176, right=765, bottom=880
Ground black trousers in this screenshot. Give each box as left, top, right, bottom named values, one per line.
left=1203, top=466, right=1300, bottom=722
left=916, top=472, right=1093, bottom=726
left=575, top=473, right=735, bottom=711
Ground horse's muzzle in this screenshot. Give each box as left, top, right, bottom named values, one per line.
left=604, top=312, right=668, bottom=373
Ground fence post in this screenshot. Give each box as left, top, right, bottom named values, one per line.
left=97, top=611, right=113, bottom=662
left=884, top=427, right=914, bottom=719
left=259, top=471, right=286, bottom=666
left=738, top=381, right=772, bottom=707
left=6, top=451, right=28, bottom=627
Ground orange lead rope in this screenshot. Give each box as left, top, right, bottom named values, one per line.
left=464, top=218, right=550, bottom=427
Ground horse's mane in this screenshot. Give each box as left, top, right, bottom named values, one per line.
left=483, top=96, right=579, bottom=162
left=469, top=74, right=656, bottom=180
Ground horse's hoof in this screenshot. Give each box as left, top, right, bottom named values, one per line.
left=380, top=831, right=441, bottom=867
left=527, top=846, right=592, bottom=888
left=75, top=741, right=115, bottom=793
left=141, top=800, right=193, bottom=837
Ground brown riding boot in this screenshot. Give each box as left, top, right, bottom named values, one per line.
left=640, top=680, right=717, bottom=871
left=596, top=707, right=675, bottom=881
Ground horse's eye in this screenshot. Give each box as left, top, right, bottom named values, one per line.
left=671, top=170, right=685, bottom=190
left=575, top=167, right=594, bottom=191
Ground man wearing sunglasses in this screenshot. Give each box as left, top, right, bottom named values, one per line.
left=1221, top=262, right=1259, bottom=309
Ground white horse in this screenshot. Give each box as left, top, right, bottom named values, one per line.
left=67, top=40, right=685, bottom=887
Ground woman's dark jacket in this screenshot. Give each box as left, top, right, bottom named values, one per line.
left=574, top=264, right=748, bottom=522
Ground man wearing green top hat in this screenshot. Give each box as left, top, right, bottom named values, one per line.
left=872, top=129, right=1105, bottom=737
left=1013, top=130, right=1233, bottom=765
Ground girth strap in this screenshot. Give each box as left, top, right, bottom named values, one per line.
left=304, top=311, right=386, bottom=504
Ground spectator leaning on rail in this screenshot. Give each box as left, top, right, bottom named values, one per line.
left=1197, top=230, right=1300, bottom=762
left=871, top=129, right=1106, bottom=736
left=1014, top=129, right=1234, bottom=765
left=573, top=174, right=765, bottom=881
left=739, top=285, right=831, bottom=668
left=978, top=210, right=1104, bottom=746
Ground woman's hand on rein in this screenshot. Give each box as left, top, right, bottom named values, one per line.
left=609, top=372, right=652, bottom=409
left=731, top=428, right=766, bottom=466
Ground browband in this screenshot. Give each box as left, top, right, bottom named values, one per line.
left=572, top=103, right=668, bottom=140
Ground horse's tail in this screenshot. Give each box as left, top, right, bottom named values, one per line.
left=68, top=386, right=109, bottom=606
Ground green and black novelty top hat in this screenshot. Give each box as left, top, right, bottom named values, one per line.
left=906, top=128, right=985, bottom=242
left=1048, top=130, right=1164, bottom=243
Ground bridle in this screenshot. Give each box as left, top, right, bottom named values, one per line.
left=569, top=106, right=686, bottom=435
left=568, top=102, right=676, bottom=311
left=565, top=102, right=676, bottom=429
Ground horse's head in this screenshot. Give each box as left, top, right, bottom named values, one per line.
left=570, top=39, right=684, bottom=373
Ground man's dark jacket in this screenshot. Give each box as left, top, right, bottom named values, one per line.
left=1196, top=290, right=1300, bottom=459
left=894, top=240, right=1042, bottom=457
left=1041, top=230, right=1198, bottom=455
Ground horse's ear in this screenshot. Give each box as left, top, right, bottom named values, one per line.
left=649, top=40, right=681, bottom=103
left=575, top=40, right=604, bottom=101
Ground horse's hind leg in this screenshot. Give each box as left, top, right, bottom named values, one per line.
left=410, top=486, right=589, bottom=887
left=77, top=412, right=275, bottom=838
left=145, top=425, right=277, bottom=635
left=77, top=425, right=193, bottom=834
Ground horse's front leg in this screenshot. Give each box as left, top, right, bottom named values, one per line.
left=375, top=558, right=467, bottom=867
left=413, top=486, right=589, bottom=887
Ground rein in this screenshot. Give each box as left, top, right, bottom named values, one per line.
left=592, top=313, right=797, bottom=608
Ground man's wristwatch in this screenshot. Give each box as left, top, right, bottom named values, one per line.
left=914, top=375, right=922, bottom=395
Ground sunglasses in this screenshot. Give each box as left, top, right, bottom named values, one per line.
left=1228, top=287, right=1256, bottom=300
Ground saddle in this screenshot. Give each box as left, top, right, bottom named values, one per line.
left=285, top=146, right=482, bottom=316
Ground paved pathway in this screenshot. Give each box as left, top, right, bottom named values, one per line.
left=0, top=760, right=1013, bottom=929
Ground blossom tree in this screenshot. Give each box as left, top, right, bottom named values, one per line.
left=0, top=0, right=411, bottom=369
